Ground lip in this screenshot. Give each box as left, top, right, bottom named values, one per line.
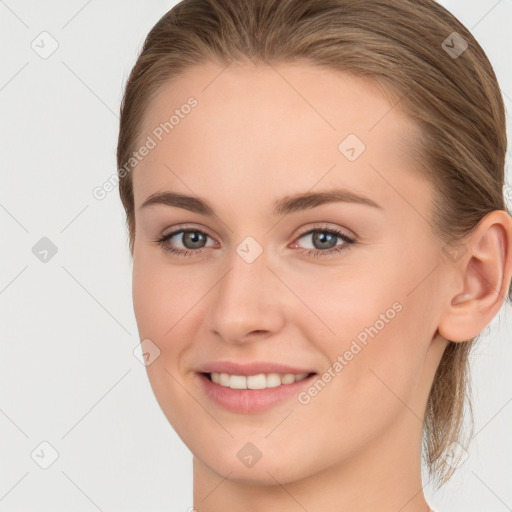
left=196, top=364, right=317, bottom=413
left=197, top=360, right=316, bottom=376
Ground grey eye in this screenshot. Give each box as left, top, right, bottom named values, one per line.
left=170, top=230, right=211, bottom=249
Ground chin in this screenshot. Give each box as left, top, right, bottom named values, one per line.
left=201, top=454, right=302, bottom=485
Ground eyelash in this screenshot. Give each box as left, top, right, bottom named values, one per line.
left=155, top=225, right=356, bottom=258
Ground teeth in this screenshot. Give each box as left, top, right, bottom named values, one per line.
left=247, top=373, right=266, bottom=389
left=229, top=375, right=246, bottom=389
left=209, top=372, right=310, bottom=389
left=266, top=373, right=282, bottom=388
left=281, top=373, right=296, bottom=385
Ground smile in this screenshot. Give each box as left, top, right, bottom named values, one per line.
left=197, top=371, right=317, bottom=413
left=208, top=371, right=311, bottom=389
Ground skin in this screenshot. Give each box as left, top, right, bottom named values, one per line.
left=130, top=61, right=512, bottom=512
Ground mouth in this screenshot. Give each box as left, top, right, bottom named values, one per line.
left=197, top=371, right=318, bottom=413
left=203, top=371, right=316, bottom=389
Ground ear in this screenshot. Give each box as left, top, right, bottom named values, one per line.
left=437, top=210, right=512, bottom=342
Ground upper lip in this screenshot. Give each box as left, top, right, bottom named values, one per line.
left=197, top=361, right=316, bottom=376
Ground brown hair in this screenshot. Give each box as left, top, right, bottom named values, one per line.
left=117, top=0, right=512, bottom=487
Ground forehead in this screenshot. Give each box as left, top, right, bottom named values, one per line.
left=132, top=61, right=427, bottom=215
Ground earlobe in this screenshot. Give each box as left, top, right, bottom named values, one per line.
left=437, top=210, right=512, bottom=343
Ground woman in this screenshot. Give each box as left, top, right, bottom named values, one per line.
left=116, top=0, right=512, bottom=510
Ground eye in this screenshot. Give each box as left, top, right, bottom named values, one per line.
left=292, top=225, right=355, bottom=257
left=156, top=228, right=216, bottom=257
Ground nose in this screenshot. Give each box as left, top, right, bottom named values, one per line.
left=205, top=243, right=287, bottom=344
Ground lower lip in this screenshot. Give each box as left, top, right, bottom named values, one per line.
left=197, top=372, right=316, bottom=413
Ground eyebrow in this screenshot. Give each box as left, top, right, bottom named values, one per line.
left=139, top=188, right=382, bottom=216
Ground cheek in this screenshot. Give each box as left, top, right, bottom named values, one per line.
left=132, top=252, right=213, bottom=388
left=305, top=264, right=430, bottom=409
left=131, top=254, right=203, bottom=430
left=294, top=301, right=427, bottom=466
left=132, top=250, right=200, bottom=337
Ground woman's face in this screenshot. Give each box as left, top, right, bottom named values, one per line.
left=131, top=61, right=449, bottom=484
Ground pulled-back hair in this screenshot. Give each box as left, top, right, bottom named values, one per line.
left=117, top=0, right=511, bottom=487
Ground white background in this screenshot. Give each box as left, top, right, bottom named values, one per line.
left=1, top=1, right=511, bottom=511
